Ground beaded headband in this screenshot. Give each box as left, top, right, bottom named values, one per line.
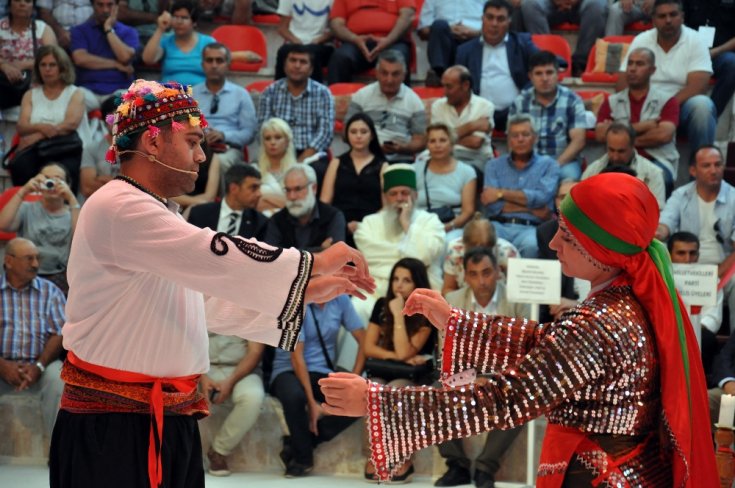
left=104, top=79, right=209, bottom=164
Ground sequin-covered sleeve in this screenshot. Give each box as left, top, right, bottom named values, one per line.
left=367, top=306, right=615, bottom=481
left=441, top=307, right=542, bottom=381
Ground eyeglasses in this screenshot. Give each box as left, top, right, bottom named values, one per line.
left=715, top=220, right=724, bottom=245
left=283, top=184, right=309, bottom=195
left=171, top=15, right=191, bottom=22
left=210, top=93, right=219, bottom=114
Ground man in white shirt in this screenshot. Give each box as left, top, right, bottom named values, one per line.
left=436, top=247, right=528, bottom=488
left=430, top=65, right=494, bottom=170
left=618, top=0, right=716, bottom=155
left=582, top=122, right=666, bottom=208
left=274, top=0, right=333, bottom=83
left=49, top=79, right=374, bottom=488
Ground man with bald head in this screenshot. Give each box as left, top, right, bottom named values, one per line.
left=430, top=65, right=495, bottom=170
left=0, top=238, right=65, bottom=442
left=597, top=46, right=679, bottom=192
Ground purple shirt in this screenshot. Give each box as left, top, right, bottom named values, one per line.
left=71, top=18, right=139, bottom=95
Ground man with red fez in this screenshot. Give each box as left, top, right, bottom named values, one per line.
left=49, top=79, right=375, bottom=488
left=320, top=172, right=718, bottom=486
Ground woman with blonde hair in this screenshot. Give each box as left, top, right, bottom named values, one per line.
left=255, top=117, right=298, bottom=215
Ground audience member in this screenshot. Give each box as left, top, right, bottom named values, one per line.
left=684, top=0, right=735, bottom=117
left=264, top=164, right=346, bottom=253
left=598, top=46, right=679, bottom=189
left=38, top=0, right=92, bottom=48
left=710, top=328, right=735, bottom=432
left=254, top=117, right=297, bottom=215
left=536, top=180, right=579, bottom=323
left=657, top=145, right=735, bottom=330
left=618, top=0, right=716, bottom=154
left=509, top=50, right=586, bottom=181
left=320, top=113, right=388, bottom=247
left=345, top=50, right=427, bottom=163
left=456, top=0, right=540, bottom=131
left=201, top=332, right=265, bottom=477
left=141, top=0, right=215, bottom=85
left=354, top=164, right=445, bottom=321
left=78, top=97, right=118, bottom=199
left=0, top=164, right=79, bottom=294
left=435, top=247, right=527, bottom=488
left=442, top=213, right=519, bottom=295
left=482, top=114, right=559, bottom=258
left=363, top=257, right=435, bottom=483
left=275, top=0, right=333, bottom=82
left=0, top=238, right=65, bottom=442
left=118, top=0, right=170, bottom=44
left=521, top=0, right=607, bottom=77
left=199, top=0, right=252, bottom=24
left=13, top=45, right=87, bottom=194
left=327, top=0, right=415, bottom=84
left=258, top=44, right=334, bottom=162
left=417, top=0, right=484, bottom=86
left=415, top=123, right=477, bottom=240
left=606, top=0, right=653, bottom=36
left=193, top=42, right=257, bottom=176
left=188, top=163, right=268, bottom=241
left=583, top=122, right=666, bottom=207
left=667, top=231, right=723, bottom=345
left=71, top=0, right=138, bottom=103
left=270, top=295, right=365, bottom=477
left=430, top=65, right=494, bottom=170
left=0, top=0, right=57, bottom=110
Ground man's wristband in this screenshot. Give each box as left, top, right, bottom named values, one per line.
left=35, top=361, right=46, bottom=373
left=105, top=28, right=114, bottom=35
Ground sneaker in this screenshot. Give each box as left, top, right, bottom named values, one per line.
left=284, top=461, right=313, bottom=478
left=207, top=448, right=231, bottom=477
left=473, top=470, right=495, bottom=488
left=434, top=464, right=471, bottom=486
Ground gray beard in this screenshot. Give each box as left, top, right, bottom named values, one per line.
left=286, top=189, right=316, bottom=219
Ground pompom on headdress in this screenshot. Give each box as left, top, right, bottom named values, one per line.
left=105, top=79, right=208, bottom=164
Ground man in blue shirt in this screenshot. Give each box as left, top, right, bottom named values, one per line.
left=258, top=44, right=334, bottom=162
left=193, top=42, right=257, bottom=176
left=482, top=114, right=560, bottom=258
left=509, top=50, right=587, bottom=182
left=269, top=295, right=366, bottom=477
left=70, top=0, right=139, bottom=100
left=417, top=0, right=485, bottom=86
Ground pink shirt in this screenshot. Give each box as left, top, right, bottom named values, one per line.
left=63, top=181, right=310, bottom=377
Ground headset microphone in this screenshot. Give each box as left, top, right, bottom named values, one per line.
left=117, top=150, right=199, bottom=176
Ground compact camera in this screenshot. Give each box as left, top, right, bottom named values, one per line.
left=42, top=179, right=56, bottom=190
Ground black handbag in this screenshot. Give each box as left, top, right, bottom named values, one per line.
left=364, top=358, right=434, bottom=383
left=423, top=161, right=458, bottom=223
left=36, top=133, right=83, bottom=159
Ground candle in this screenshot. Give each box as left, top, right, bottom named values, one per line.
left=719, top=394, right=735, bottom=428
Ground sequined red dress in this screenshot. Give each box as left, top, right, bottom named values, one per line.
left=366, top=285, right=677, bottom=486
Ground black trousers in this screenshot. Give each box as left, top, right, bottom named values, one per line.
left=50, top=409, right=204, bottom=488
left=271, top=371, right=358, bottom=465
left=327, top=40, right=412, bottom=85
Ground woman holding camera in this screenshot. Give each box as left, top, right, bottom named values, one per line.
left=414, top=123, right=476, bottom=241
left=0, top=163, right=79, bottom=295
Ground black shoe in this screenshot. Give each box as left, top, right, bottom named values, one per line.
left=284, top=461, right=313, bottom=478
left=434, top=464, right=471, bottom=486
left=389, top=463, right=414, bottom=484
left=279, top=435, right=293, bottom=468
left=425, top=69, right=442, bottom=87
left=473, top=470, right=495, bottom=488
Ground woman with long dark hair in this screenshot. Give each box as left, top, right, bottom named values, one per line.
left=320, top=113, right=388, bottom=245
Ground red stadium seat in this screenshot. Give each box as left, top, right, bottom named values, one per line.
left=212, top=25, right=267, bottom=72
left=553, top=22, right=579, bottom=31
left=253, top=14, right=280, bottom=25
left=0, top=186, right=43, bottom=242
left=531, top=34, right=572, bottom=80
left=580, top=35, right=634, bottom=84
left=625, top=20, right=652, bottom=32
left=329, top=83, right=366, bottom=133
left=413, top=86, right=444, bottom=99
left=245, top=80, right=274, bottom=93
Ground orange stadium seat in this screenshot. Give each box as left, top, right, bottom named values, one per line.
left=212, top=25, right=267, bottom=72
left=413, top=86, right=444, bottom=99
left=553, top=22, right=579, bottom=31
left=531, top=34, right=572, bottom=80
left=0, top=186, right=42, bottom=242
left=329, top=83, right=365, bottom=133
left=253, top=14, right=280, bottom=25
left=625, top=20, right=652, bottom=32
left=246, top=80, right=274, bottom=93
left=580, top=35, right=634, bottom=84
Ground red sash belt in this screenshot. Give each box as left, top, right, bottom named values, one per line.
left=61, top=351, right=209, bottom=488
left=537, top=424, right=648, bottom=488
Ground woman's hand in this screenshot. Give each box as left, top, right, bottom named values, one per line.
left=0, top=63, right=24, bottom=83
left=405, top=355, right=427, bottom=366
left=388, top=295, right=405, bottom=317
left=319, top=372, right=369, bottom=417
left=403, top=289, right=452, bottom=330
left=157, top=10, right=171, bottom=31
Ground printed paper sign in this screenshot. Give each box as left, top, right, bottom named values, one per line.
left=672, top=263, right=718, bottom=306
left=506, top=258, right=561, bottom=305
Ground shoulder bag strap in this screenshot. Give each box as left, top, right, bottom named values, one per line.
left=309, top=304, right=335, bottom=372
left=422, top=160, right=433, bottom=210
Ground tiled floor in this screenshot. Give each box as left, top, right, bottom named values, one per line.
left=0, top=464, right=530, bottom=487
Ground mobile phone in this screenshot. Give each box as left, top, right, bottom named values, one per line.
left=209, top=390, right=218, bottom=402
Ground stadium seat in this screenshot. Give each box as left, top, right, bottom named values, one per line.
left=212, top=25, right=267, bottom=72
left=253, top=14, right=280, bottom=25
left=246, top=80, right=274, bottom=93
left=0, top=186, right=43, bottom=242
left=329, top=83, right=365, bottom=133
left=413, top=86, right=444, bottom=99
left=553, top=22, right=579, bottom=32
left=575, top=90, right=610, bottom=140
left=580, top=35, right=634, bottom=84
left=531, top=34, right=572, bottom=80
left=625, top=20, right=652, bottom=32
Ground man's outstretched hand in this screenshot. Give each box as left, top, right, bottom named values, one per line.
left=307, top=242, right=375, bottom=304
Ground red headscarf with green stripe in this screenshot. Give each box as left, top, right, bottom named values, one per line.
left=559, top=173, right=717, bottom=487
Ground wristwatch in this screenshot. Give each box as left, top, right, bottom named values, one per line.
left=35, top=361, right=46, bottom=373
left=105, top=28, right=114, bottom=35
left=497, top=191, right=504, bottom=200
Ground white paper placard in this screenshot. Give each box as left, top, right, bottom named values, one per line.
left=698, top=26, right=716, bottom=48
left=672, top=263, right=718, bottom=307
left=506, top=258, right=561, bottom=305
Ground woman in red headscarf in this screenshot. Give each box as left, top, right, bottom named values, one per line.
left=319, top=173, right=718, bottom=487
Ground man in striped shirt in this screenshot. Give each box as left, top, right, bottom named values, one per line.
left=0, top=237, right=65, bottom=440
